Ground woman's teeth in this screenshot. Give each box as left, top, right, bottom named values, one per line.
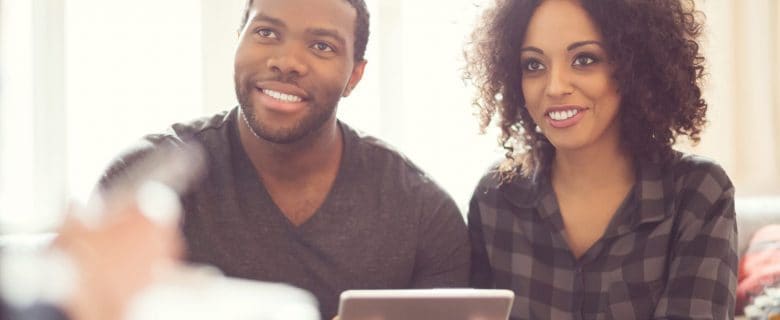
left=548, top=109, right=579, bottom=121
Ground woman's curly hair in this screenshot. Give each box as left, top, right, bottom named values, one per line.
left=464, top=0, right=708, bottom=180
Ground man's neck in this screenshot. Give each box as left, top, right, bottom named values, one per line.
left=237, top=112, right=343, bottom=184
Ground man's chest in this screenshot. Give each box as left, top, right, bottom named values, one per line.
left=181, top=196, right=420, bottom=288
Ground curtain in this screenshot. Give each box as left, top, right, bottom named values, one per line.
left=689, top=0, right=780, bottom=196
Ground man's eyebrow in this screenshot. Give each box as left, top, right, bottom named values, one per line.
left=567, top=40, right=604, bottom=51
left=306, top=28, right=347, bottom=47
left=251, top=13, right=286, bottom=28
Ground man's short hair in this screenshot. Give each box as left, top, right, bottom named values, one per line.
left=239, top=0, right=370, bottom=62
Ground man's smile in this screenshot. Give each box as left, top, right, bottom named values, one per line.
left=261, top=88, right=303, bottom=103
left=253, top=80, right=311, bottom=113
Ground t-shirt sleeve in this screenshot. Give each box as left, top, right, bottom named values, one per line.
left=409, top=185, right=471, bottom=288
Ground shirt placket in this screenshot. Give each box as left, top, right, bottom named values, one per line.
left=573, top=263, right=585, bottom=320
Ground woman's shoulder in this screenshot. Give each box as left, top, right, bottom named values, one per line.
left=472, top=160, right=538, bottom=203
left=667, top=152, right=733, bottom=190
left=661, top=151, right=735, bottom=220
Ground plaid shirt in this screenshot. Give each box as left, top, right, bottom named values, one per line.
left=469, top=152, right=738, bottom=319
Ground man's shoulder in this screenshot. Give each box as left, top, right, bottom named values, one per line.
left=166, top=109, right=234, bottom=142
left=345, top=124, right=436, bottom=190
left=97, top=109, right=235, bottom=191
left=119, top=109, right=233, bottom=151
left=341, top=123, right=461, bottom=211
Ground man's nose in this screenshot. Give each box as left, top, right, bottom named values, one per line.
left=266, top=47, right=309, bottom=78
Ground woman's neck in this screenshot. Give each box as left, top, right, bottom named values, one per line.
left=551, top=139, right=635, bottom=193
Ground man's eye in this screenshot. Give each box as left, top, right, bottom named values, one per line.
left=256, top=28, right=278, bottom=39
left=312, top=42, right=335, bottom=53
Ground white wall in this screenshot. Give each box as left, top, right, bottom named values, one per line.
left=65, top=0, right=206, bottom=201
left=388, top=0, right=502, bottom=209
left=691, top=0, right=780, bottom=195
left=0, top=0, right=37, bottom=230
left=201, top=0, right=243, bottom=112
left=1, top=0, right=779, bottom=233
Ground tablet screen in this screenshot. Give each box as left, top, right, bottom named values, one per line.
left=338, top=288, right=514, bottom=320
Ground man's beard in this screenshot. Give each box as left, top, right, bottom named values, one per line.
left=235, top=77, right=338, bottom=144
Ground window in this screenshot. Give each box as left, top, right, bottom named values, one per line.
left=0, top=0, right=64, bottom=232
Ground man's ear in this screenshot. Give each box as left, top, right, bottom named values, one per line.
left=343, top=60, right=367, bottom=97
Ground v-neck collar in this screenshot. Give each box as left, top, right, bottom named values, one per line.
left=230, top=115, right=355, bottom=233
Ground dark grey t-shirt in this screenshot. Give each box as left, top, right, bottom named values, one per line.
left=99, top=107, right=470, bottom=319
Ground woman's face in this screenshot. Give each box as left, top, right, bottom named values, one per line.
left=520, top=0, right=622, bottom=153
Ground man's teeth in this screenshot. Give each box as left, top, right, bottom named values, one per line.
left=263, top=89, right=303, bottom=103
left=549, top=109, right=579, bottom=121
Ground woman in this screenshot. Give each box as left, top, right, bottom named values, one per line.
left=464, top=0, right=737, bottom=319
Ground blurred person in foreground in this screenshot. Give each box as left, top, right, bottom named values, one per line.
left=2, top=194, right=182, bottom=320
left=0, top=2, right=179, bottom=318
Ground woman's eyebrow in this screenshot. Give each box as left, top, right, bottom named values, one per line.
left=567, top=40, right=604, bottom=51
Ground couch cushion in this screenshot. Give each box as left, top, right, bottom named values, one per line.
left=736, top=197, right=780, bottom=256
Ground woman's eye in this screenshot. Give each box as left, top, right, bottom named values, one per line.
left=312, top=42, right=335, bottom=53
left=573, top=55, right=597, bottom=66
left=524, top=60, right=545, bottom=72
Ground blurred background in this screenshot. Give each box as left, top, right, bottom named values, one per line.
left=0, top=0, right=778, bottom=234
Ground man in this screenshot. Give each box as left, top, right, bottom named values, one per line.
left=97, top=0, right=470, bottom=318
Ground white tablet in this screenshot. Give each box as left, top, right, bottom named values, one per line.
left=338, top=288, right=514, bottom=320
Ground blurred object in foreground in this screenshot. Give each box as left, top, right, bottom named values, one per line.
left=126, top=265, right=320, bottom=320
left=744, top=287, right=780, bottom=320
left=738, top=224, right=780, bottom=318
left=84, top=141, right=206, bottom=227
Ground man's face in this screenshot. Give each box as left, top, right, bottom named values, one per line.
left=234, top=0, right=366, bottom=144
